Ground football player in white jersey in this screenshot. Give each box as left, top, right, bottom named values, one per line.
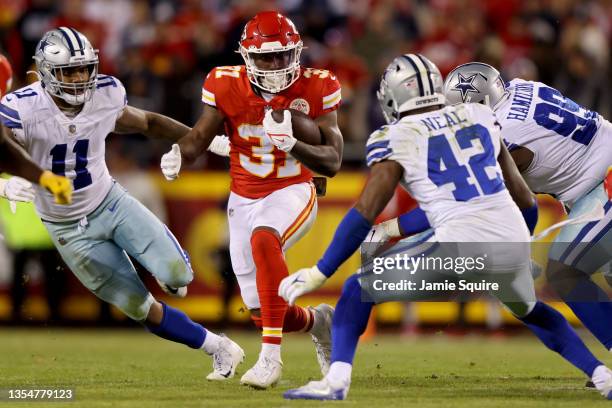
left=277, top=54, right=612, bottom=400
left=0, top=52, right=72, bottom=206
left=0, top=27, right=242, bottom=380
left=443, top=63, right=612, bottom=368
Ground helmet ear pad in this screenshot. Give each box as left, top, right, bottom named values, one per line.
left=33, top=27, right=99, bottom=105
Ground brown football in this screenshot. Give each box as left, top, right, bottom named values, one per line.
left=270, top=108, right=323, bottom=145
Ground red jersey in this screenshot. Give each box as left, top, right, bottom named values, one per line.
left=202, top=65, right=341, bottom=198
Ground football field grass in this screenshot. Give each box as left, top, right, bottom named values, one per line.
left=1, top=328, right=611, bottom=407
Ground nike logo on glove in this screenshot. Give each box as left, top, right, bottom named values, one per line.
left=292, top=277, right=305, bottom=284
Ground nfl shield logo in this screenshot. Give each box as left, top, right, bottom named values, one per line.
left=68, top=125, right=76, bottom=134
left=289, top=98, right=310, bottom=114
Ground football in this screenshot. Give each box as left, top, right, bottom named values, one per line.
left=271, top=108, right=323, bottom=145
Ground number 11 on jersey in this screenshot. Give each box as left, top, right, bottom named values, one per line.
left=50, top=139, right=93, bottom=190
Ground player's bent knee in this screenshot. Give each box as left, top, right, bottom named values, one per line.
left=119, top=293, right=155, bottom=322
left=163, top=258, right=193, bottom=288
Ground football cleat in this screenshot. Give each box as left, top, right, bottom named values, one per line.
left=206, top=335, right=245, bottom=381
left=283, top=378, right=349, bottom=400
left=240, top=355, right=283, bottom=389
left=309, top=304, right=334, bottom=375
left=155, top=278, right=187, bottom=298
left=592, top=366, right=612, bottom=399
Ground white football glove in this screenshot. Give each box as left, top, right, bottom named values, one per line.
left=278, top=265, right=327, bottom=305
left=207, top=135, right=231, bottom=157
left=0, top=177, right=35, bottom=214
left=161, top=144, right=182, bottom=181
left=263, top=109, right=297, bottom=152
left=365, top=218, right=402, bottom=243
left=1, top=177, right=35, bottom=202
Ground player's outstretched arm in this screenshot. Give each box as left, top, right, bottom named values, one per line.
left=115, top=105, right=190, bottom=141
left=177, top=104, right=226, bottom=164
left=279, top=160, right=403, bottom=304
left=498, top=142, right=538, bottom=233
left=159, top=104, right=226, bottom=180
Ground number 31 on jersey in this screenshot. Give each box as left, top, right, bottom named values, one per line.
left=237, top=124, right=300, bottom=178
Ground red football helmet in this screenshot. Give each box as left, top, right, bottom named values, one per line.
left=238, top=11, right=303, bottom=93
left=0, top=54, right=13, bottom=98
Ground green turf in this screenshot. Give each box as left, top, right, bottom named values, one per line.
left=0, top=328, right=611, bottom=407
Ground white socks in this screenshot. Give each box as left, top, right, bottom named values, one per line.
left=326, top=361, right=352, bottom=387
left=261, top=343, right=282, bottom=362
left=201, top=330, right=222, bottom=355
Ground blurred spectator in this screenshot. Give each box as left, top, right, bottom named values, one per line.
left=51, top=0, right=109, bottom=72
left=0, top=0, right=609, bottom=163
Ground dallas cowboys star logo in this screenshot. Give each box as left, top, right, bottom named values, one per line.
left=452, top=73, right=480, bottom=102
left=38, top=38, right=53, bottom=53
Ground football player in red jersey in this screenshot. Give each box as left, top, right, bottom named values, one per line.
left=161, top=11, right=344, bottom=388
left=0, top=53, right=73, bottom=205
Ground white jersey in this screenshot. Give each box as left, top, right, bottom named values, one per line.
left=366, top=103, right=527, bottom=242
left=496, top=78, right=612, bottom=207
left=0, top=75, right=126, bottom=221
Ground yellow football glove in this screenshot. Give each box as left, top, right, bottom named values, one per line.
left=39, top=170, right=73, bottom=205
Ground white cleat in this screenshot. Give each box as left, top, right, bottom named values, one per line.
left=155, top=278, right=187, bottom=298
left=240, top=356, right=283, bottom=389
left=592, top=366, right=612, bottom=400
left=309, top=304, right=334, bottom=375
left=206, top=335, right=245, bottom=381
left=284, top=377, right=349, bottom=400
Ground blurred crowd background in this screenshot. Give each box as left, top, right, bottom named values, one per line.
left=1, top=0, right=611, bottom=166
left=0, top=0, right=609, bottom=329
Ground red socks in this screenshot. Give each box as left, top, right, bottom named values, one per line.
left=251, top=229, right=314, bottom=345
left=251, top=305, right=314, bottom=333
left=284, top=305, right=314, bottom=332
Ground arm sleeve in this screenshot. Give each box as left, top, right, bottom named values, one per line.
left=398, top=207, right=432, bottom=236
left=202, top=69, right=218, bottom=108
left=319, top=72, right=341, bottom=115
left=316, top=207, right=372, bottom=277
left=365, top=125, right=414, bottom=168
left=97, top=75, right=127, bottom=123
left=365, top=127, right=394, bottom=167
